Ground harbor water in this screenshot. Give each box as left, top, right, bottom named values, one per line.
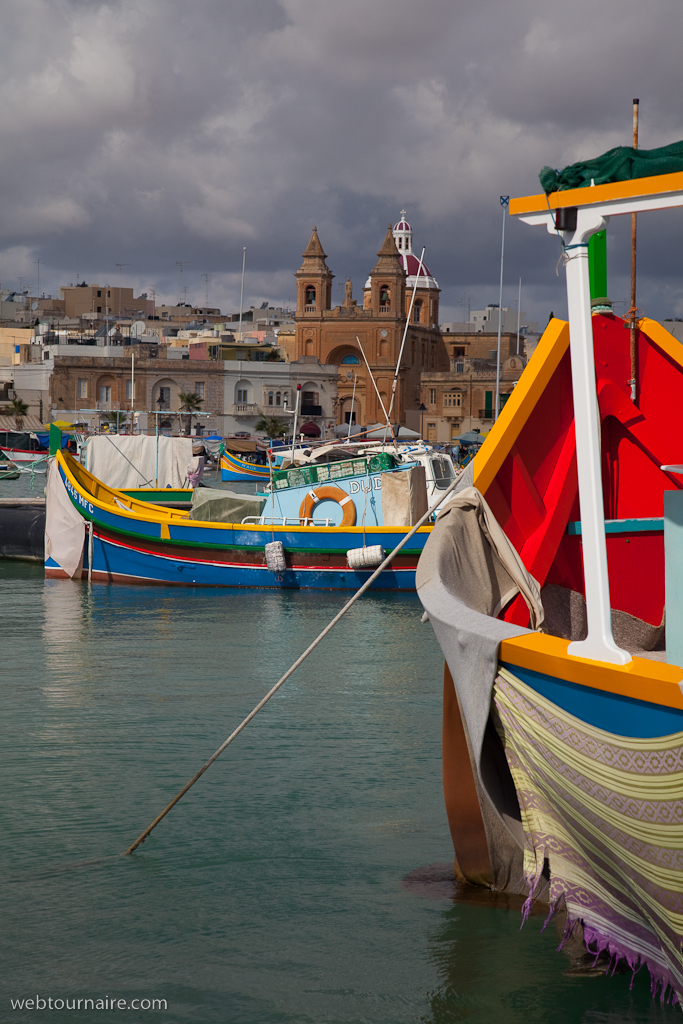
left=1, top=561, right=678, bottom=1023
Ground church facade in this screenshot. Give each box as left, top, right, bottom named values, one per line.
left=292, top=213, right=447, bottom=430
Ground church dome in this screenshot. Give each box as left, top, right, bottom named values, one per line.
left=364, top=211, right=439, bottom=291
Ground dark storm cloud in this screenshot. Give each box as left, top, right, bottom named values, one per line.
left=2, top=0, right=683, bottom=322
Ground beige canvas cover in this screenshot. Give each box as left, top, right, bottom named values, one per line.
left=44, top=457, right=86, bottom=577
left=381, top=465, right=428, bottom=526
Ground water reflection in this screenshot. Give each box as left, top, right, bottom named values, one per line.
left=418, top=879, right=679, bottom=1024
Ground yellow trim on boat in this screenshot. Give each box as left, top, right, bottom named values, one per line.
left=639, top=317, right=683, bottom=369
left=500, top=632, right=683, bottom=711
left=472, top=318, right=570, bottom=495
left=509, top=171, right=683, bottom=217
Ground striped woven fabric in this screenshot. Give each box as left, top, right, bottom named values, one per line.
left=493, top=666, right=683, bottom=1001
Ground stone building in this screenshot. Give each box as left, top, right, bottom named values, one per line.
left=49, top=349, right=224, bottom=434
left=419, top=340, right=527, bottom=441
left=290, top=213, right=447, bottom=430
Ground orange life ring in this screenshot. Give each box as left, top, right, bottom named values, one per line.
left=299, top=485, right=357, bottom=527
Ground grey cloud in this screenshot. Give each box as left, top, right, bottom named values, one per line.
left=1, top=0, right=682, bottom=326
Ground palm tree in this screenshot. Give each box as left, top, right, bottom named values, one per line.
left=2, top=398, right=29, bottom=430
left=101, top=410, right=129, bottom=433
left=178, top=391, right=204, bottom=435
left=255, top=415, right=288, bottom=438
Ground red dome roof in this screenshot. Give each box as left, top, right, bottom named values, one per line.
left=394, top=217, right=411, bottom=232
left=401, top=252, right=433, bottom=278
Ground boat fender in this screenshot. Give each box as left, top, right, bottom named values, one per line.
left=264, top=540, right=287, bottom=573
left=299, top=485, right=357, bottom=527
left=346, top=544, right=385, bottom=569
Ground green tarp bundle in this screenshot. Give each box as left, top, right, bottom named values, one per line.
left=540, top=140, right=683, bottom=194
left=189, top=487, right=266, bottom=524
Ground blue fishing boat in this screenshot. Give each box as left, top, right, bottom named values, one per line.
left=418, top=166, right=683, bottom=999
left=219, top=448, right=270, bottom=482
left=46, top=442, right=456, bottom=589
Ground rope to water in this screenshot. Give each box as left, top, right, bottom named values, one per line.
left=123, top=470, right=462, bottom=855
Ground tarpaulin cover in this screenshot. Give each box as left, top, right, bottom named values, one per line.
left=44, top=457, right=85, bottom=577
left=189, top=487, right=266, bottom=523
left=84, top=435, right=193, bottom=489
left=540, top=140, right=683, bottom=194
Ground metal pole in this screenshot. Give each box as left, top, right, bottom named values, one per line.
left=516, top=276, right=521, bottom=356
left=347, top=374, right=357, bottom=441
left=291, top=385, right=301, bottom=465
left=88, top=522, right=94, bottom=584
left=494, top=197, right=509, bottom=421
left=155, top=413, right=159, bottom=489
left=131, top=351, right=134, bottom=433
left=238, top=247, right=246, bottom=342
left=385, top=247, right=426, bottom=445
left=630, top=99, right=640, bottom=403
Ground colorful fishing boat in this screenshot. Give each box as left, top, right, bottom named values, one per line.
left=45, top=441, right=455, bottom=588
left=219, top=448, right=270, bottom=482
left=418, top=167, right=683, bottom=998
left=0, top=431, right=49, bottom=466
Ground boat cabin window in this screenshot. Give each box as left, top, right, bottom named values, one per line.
left=430, top=456, right=455, bottom=489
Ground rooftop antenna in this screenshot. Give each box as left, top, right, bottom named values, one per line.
left=238, top=247, right=246, bottom=341
left=629, top=98, right=640, bottom=402
left=34, top=258, right=41, bottom=301
left=116, top=263, right=130, bottom=315
left=175, top=261, right=190, bottom=306
left=201, top=272, right=212, bottom=309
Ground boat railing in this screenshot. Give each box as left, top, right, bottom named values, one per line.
left=241, top=515, right=334, bottom=527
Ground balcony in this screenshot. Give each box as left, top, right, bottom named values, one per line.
left=301, top=404, right=322, bottom=416
left=304, top=305, right=316, bottom=313
left=232, top=403, right=260, bottom=416
left=379, top=306, right=392, bottom=314
left=478, top=409, right=494, bottom=420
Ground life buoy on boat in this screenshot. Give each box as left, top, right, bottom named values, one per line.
left=299, top=486, right=357, bottom=526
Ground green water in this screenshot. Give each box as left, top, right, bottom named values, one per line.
left=1, top=564, right=677, bottom=1023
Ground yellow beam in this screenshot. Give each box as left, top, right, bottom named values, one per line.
left=509, top=170, right=683, bottom=217
left=473, top=318, right=570, bottom=495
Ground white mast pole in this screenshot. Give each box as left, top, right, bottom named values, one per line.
left=131, top=351, right=135, bottom=433
left=516, top=276, right=521, bottom=356
left=347, top=373, right=357, bottom=442
left=494, top=197, right=509, bottom=421
left=384, top=246, right=426, bottom=446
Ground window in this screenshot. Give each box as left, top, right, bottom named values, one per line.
left=344, top=411, right=357, bottom=424
left=97, top=290, right=101, bottom=298
left=195, top=382, right=205, bottom=399
left=107, top=290, right=110, bottom=298
left=455, top=361, right=465, bottom=373
left=443, top=392, right=462, bottom=408
left=126, top=380, right=133, bottom=400
left=429, top=388, right=436, bottom=405
left=452, top=347, right=465, bottom=357
left=305, top=286, right=316, bottom=306
left=485, top=391, right=493, bottom=415
left=99, top=385, right=112, bottom=404
left=97, top=306, right=102, bottom=313
left=413, top=302, right=422, bottom=323
left=237, top=388, right=248, bottom=403
left=431, top=456, right=455, bottom=489
left=77, top=379, right=87, bottom=398
left=303, top=391, right=316, bottom=404
left=341, top=354, right=359, bottom=364
left=267, top=390, right=274, bottom=406
left=158, top=386, right=171, bottom=409
left=275, top=391, right=281, bottom=406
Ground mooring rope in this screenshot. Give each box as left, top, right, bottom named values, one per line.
left=123, top=471, right=462, bottom=855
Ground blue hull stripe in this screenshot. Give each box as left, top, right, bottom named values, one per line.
left=500, top=662, right=683, bottom=738
left=93, top=533, right=416, bottom=589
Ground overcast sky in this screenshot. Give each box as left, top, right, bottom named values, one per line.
left=2, top=0, right=683, bottom=326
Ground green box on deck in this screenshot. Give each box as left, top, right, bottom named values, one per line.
left=272, top=452, right=395, bottom=491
